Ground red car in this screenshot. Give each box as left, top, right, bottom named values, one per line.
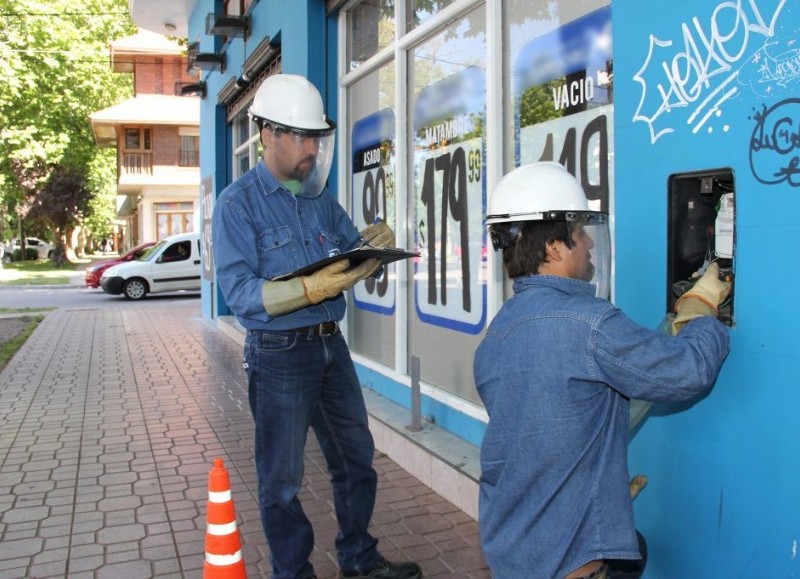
left=84, top=242, right=156, bottom=288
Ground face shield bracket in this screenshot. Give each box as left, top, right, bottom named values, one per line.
left=489, top=223, right=522, bottom=251
left=544, top=210, right=607, bottom=224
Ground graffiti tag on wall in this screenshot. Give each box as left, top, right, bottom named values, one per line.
left=632, top=0, right=789, bottom=144
left=750, top=98, right=800, bottom=186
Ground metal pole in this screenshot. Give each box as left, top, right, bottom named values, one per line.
left=407, top=355, right=422, bottom=432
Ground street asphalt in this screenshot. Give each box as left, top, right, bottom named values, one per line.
left=0, top=292, right=490, bottom=578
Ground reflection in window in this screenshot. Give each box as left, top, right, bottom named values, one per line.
left=235, top=109, right=250, bottom=147
left=410, top=5, right=487, bottom=334
left=506, top=1, right=613, bottom=202
left=505, top=1, right=614, bottom=297
left=233, top=107, right=262, bottom=178
left=406, top=0, right=457, bottom=31
left=348, top=62, right=398, bottom=361
left=347, top=0, right=395, bottom=71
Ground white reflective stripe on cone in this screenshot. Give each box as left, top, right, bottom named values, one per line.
left=207, top=521, right=238, bottom=536
left=208, top=490, right=232, bottom=503
left=205, top=550, right=243, bottom=566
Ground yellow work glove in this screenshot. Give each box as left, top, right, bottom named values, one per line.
left=301, top=258, right=381, bottom=304
left=359, top=221, right=395, bottom=248
left=672, top=262, right=732, bottom=334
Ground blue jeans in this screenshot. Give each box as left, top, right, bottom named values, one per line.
left=244, top=329, right=379, bottom=579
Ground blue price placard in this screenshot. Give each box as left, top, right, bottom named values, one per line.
left=412, top=66, right=487, bottom=334
left=351, top=108, right=397, bottom=315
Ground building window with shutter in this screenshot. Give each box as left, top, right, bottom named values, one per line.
left=180, top=135, right=200, bottom=166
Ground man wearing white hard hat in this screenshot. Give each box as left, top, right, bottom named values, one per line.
left=473, top=162, right=731, bottom=579
left=213, top=74, right=421, bottom=579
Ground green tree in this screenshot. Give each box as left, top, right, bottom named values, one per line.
left=0, top=0, right=135, bottom=259
left=28, top=165, right=91, bottom=265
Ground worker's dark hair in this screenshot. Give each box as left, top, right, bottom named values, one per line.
left=503, top=220, right=572, bottom=279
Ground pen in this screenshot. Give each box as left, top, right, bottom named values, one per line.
left=360, top=214, right=382, bottom=249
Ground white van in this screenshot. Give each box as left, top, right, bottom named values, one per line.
left=100, top=231, right=201, bottom=300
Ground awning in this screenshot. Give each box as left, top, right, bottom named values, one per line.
left=89, top=94, right=200, bottom=146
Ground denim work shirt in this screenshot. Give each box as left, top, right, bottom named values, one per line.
left=473, top=274, right=729, bottom=578
left=212, top=160, right=362, bottom=330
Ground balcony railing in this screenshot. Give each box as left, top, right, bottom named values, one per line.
left=121, top=151, right=153, bottom=175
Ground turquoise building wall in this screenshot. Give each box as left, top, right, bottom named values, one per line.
left=614, top=1, right=800, bottom=575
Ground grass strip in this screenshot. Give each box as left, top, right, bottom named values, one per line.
left=0, top=315, right=44, bottom=372
left=0, top=307, right=55, bottom=314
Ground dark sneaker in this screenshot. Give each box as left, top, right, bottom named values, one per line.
left=338, top=555, right=422, bottom=579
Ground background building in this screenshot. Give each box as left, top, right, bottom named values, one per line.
left=90, top=29, right=201, bottom=251
left=128, top=1, right=800, bottom=576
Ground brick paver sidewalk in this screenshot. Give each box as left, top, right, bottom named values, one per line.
left=0, top=300, right=490, bottom=578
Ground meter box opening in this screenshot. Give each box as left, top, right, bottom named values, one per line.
left=667, top=169, right=735, bottom=327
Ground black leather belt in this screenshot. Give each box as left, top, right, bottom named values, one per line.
left=293, top=321, right=339, bottom=336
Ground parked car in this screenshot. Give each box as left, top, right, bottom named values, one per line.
left=13, top=237, right=54, bottom=260
left=100, top=232, right=201, bottom=300
left=2, top=237, right=54, bottom=262
left=85, top=241, right=156, bottom=288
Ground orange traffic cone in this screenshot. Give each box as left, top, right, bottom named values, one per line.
left=204, top=458, right=247, bottom=578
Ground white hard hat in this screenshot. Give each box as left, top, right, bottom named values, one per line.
left=486, top=161, right=592, bottom=225
left=248, top=74, right=335, bottom=132
left=486, top=161, right=611, bottom=299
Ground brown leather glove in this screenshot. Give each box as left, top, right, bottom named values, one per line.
left=672, top=262, right=732, bottom=334
left=301, top=258, right=381, bottom=304
left=359, top=221, right=395, bottom=248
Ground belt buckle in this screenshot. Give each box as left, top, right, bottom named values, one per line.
left=318, top=322, right=337, bottom=336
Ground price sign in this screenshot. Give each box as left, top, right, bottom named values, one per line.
left=413, top=129, right=486, bottom=333
left=513, top=5, right=613, bottom=212
left=520, top=106, right=613, bottom=213
left=412, top=66, right=487, bottom=334
left=351, top=109, right=396, bottom=314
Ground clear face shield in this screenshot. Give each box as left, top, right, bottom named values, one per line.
left=562, top=212, right=611, bottom=300
left=256, top=118, right=336, bottom=198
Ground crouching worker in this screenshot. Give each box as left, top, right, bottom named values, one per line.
left=473, top=162, right=730, bottom=578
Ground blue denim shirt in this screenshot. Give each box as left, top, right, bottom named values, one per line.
left=473, top=274, right=729, bottom=578
left=212, top=160, right=362, bottom=330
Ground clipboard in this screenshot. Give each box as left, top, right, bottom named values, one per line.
left=272, top=246, right=419, bottom=280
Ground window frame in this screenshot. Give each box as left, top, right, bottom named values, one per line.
left=123, top=127, right=152, bottom=152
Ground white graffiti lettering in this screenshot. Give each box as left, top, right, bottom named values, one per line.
left=757, top=50, right=800, bottom=86
left=633, top=0, right=787, bottom=143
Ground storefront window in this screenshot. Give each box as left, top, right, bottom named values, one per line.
left=347, top=62, right=397, bottom=366
left=347, top=0, right=395, bottom=71
left=506, top=1, right=613, bottom=212
left=504, top=1, right=614, bottom=298
left=407, top=4, right=486, bottom=405
left=406, top=0, right=458, bottom=31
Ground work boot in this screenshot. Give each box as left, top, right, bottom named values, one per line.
left=338, top=555, right=422, bottom=578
